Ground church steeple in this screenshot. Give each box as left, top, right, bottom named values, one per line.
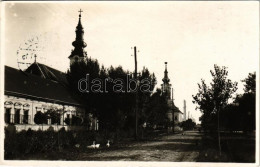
left=161, top=62, right=171, bottom=99
left=69, top=9, right=87, bottom=65
left=162, top=62, right=170, bottom=84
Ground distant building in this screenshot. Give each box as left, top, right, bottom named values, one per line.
left=161, top=62, right=183, bottom=124
left=4, top=10, right=98, bottom=131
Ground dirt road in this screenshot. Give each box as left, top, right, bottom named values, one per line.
left=77, top=131, right=202, bottom=161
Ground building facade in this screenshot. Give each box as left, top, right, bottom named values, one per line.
left=4, top=10, right=98, bottom=131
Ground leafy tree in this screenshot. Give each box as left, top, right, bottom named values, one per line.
left=213, top=72, right=256, bottom=132
left=67, top=57, right=101, bottom=112
left=220, top=103, right=242, bottom=131
left=67, top=57, right=157, bottom=138
left=235, top=72, right=256, bottom=132
left=45, top=108, right=61, bottom=125
left=192, top=64, right=238, bottom=132
left=138, top=67, right=157, bottom=125
left=193, top=64, right=237, bottom=156
left=144, top=89, right=169, bottom=127
left=34, top=111, right=47, bottom=125
left=242, top=72, right=256, bottom=94
left=71, top=115, right=83, bottom=126
left=180, top=119, right=196, bottom=130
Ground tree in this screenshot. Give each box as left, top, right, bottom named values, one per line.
left=212, top=71, right=256, bottom=133
left=242, top=72, right=256, bottom=94
left=192, top=64, right=238, bottom=131
left=67, top=57, right=101, bottom=112
left=192, top=64, right=237, bottom=156
left=144, top=89, right=169, bottom=128
left=71, top=115, right=83, bottom=126
left=138, top=67, right=157, bottom=126
left=234, top=93, right=255, bottom=132
left=45, top=107, right=62, bottom=125
left=180, top=119, right=196, bottom=130
left=34, top=111, right=47, bottom=125
left=67, top=57, right=157, bottom=138
left=235, top=72, right=256, bottom=132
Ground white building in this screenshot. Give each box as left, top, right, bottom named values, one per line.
left=4, top=11, right=98, bottom=131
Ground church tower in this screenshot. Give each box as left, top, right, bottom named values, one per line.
left=161, top=62, right=173, bottom=122
left=161, top=62, right=172, bottom=99
left=161, top=62, right=183, bottom=124
left=69, top=9, right=87, bottom=65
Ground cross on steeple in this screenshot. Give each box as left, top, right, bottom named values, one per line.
left=78, top=9, right=83, bottom=17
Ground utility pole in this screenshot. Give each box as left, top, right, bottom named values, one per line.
left=172, top=88, right=174, bottom=102
left=183, top=100, right=186, bottom=121
left=133, top=46, right=138, bottom=140
left=171, top=88, right=175, bottom=133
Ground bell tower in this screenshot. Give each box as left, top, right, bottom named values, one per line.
left=161, top=62, right=172, bottom=99
left=69, top=9, right=87, bottom=65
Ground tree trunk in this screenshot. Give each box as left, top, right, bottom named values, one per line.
left=217, top=107, right=221, bottom=156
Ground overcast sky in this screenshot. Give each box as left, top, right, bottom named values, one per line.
left=3, top=2, right=259, bottom=123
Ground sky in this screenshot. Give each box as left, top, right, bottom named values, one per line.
left=3, top=2, right=259, bottom=123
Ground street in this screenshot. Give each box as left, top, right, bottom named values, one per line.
left=76, top=131, right=202, bottom=161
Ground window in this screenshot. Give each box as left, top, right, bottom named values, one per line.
left=15, top=109, right=21, bottom=124
left=23, top=104, right=30, bottom=124
left=14, top=102, right=22, bottom=124
left=23, top=110, right=29, bottom=124
left=5, top=108, right=11, bottom=124
left=4, top=101, right=13, bottom=123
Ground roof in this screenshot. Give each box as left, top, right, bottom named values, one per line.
left=172, top=104, right=183, bottom=114
left=24, top=62, right=68, bottom=85
left=5, top=66, right=82, bottom=107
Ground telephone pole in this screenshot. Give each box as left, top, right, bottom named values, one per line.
left=171, top=88, right=175, bottom=133
left=183, top=100, right=186, bottom=121
left=133, top=46, right=138, bottom=140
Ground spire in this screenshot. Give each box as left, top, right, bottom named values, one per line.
left=162, top=62, right=170, bottom=84
left=69, top=9, right=87, bottom=61
left=76, top=9, right=83, bottom=33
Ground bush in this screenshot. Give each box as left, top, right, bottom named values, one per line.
left=46, top=110, right=61, bottom=125
left=47, top=126, right=54, bottom=131
left=5, top=124, right=16, bottom=135
left=64, top=115, right=84, bottom=126
left=34, top=111, right=47, bottom=124
left=72, top=115, right=83, bottom=125
left=4, top=128, right=112, bottom=159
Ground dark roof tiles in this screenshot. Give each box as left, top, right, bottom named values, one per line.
left=5, top=66, right=81, bottom=106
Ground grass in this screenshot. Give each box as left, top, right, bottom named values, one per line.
left=197, top=132, right=255, bottom=162
left=5, top=129, right=255, bottom=162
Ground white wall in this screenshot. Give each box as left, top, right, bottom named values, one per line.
left=4, top=95, right=85, bottom=131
